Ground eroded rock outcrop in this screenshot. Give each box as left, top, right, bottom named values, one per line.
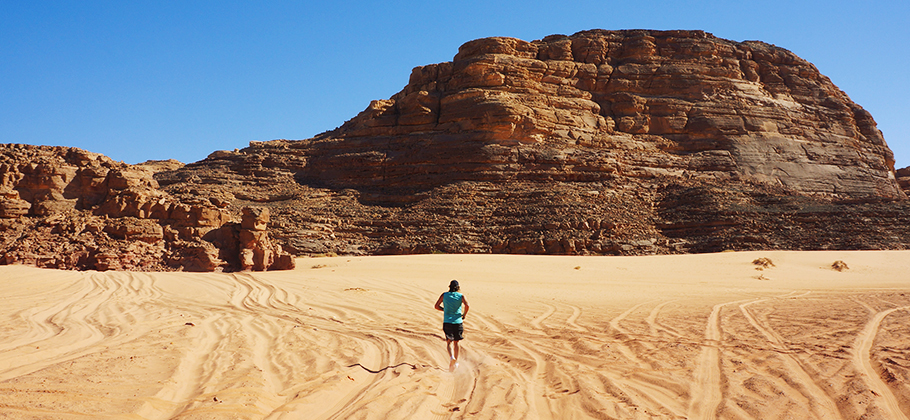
left=0, top=144, right=293, bottom=271
left=238, top=207, right=295, bottom=271
left=4, top=30, right=910, bottom=265
left=218, top=30, right=900, bottom=202
left=0, top=189, right=30, bottom=218
left=156, top=30, right=908, bottom=256
left=897, top=166, right=910, bottom=195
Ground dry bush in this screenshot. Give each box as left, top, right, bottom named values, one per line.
left=831, top=260, right=849, bottom=271
left=752, top=257, right=775, bottom=270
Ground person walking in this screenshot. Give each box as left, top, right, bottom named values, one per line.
left=434, top=280, right=470, bottom=372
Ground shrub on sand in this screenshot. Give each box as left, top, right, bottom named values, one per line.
left=752, top=257, right=774, bottom=270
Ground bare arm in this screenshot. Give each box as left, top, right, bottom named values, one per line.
left=461, top=296, right=469, bottom=319
left=434, top=294, right=445, bottom=311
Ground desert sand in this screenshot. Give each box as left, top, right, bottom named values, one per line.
left=1, top=251, right=910, bottom=419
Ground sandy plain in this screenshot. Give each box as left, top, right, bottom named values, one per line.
left=1, top=251, right=909, bottom=419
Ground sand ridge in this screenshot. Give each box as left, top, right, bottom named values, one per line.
left=1, top=251, right=909, bottom=419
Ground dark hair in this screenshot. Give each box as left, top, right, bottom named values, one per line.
left=448, top=280, right=460, bottom=292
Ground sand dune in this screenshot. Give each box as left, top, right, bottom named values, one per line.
left=1, top=251, right=910, bottom=419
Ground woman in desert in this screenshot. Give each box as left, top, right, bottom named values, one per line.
left=434, top=280, right=470, bottom=371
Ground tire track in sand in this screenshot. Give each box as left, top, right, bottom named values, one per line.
left=0, top=274, right=123, bottom=381
left=529, top=303, right=556, bottom=330
left=609, top=301, right=658, bottom=367
left=565, top=304, right=584, bottom=332
left=262, top=332, right=388, bottom=419
left=135, top=314, right=227, bottom=420
left=688, top=298, right=754, bottom=420
left=427, top=370, right=457, bottom=420
left=740, top=296, right=844, bottom=420
left=509, top=340, right=553, bottom=420
left=852, top=306, right=910, bottom=420
left=243, top=315, right=285, bottom=395
left=645, top=300, right=679, bottom=338
left=531, top=301, right=584, bottom=333
left=0, top=276, right=97, bottom=357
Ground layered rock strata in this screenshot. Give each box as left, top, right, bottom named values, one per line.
left=281, top=30, right=901, bottom=202
left=3, top=30, right=910, bottom=268
left=155, top=30, right=908, bottom=256
left=0, top=145, right=292, bottom=271
left=238, top=207, right=295, bottom=271
left=897, top=167, right=910, bottom=194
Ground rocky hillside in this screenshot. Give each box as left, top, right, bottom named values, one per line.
left=0, top=145, right=294, bottom=271
left=311, top=30, right=901, bottom=201
left=3, top=30, right=910, bottom=269
left=157, top=30, right=910, bottom=256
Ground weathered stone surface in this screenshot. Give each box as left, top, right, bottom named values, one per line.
left=166, top=241, right=223, bottom=272
left=241, top=206, right=269, bottom=231
left=155, top=30, right=909, bottom=257
left=237, top=207, right=295, bottom=271
left=0, top=145, right=290, bottom=271
left=134, top=159, right=185, bottom=173
left=897, top=166, right=910, bottom=195
left=103, top=218, right=164, bottom=243
left=0, top=189, right=30, bottom=218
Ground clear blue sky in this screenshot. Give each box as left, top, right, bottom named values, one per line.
left=3, top=1, right=908, bottom=168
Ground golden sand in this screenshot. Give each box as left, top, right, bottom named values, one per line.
left=1, top=251, right=909, bottom=419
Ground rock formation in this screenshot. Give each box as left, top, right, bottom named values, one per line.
left=3, top=30, right=910, bottom=269
left=897, top=167, right=910, bottom=194
left=300, top=31, right=901, bottom=201
left=0, top=144, right=292, bottom=271
left=156, top=30, right=910, bottom=256
left=237, top=207, right=295, bottom=271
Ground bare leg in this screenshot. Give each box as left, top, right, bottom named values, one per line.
left=446, top=339, right=456, bottom=371
left=449, top=340, right=461, bottom=371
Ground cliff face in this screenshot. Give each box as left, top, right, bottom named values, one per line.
left=3, top=30, right=910, bottom=268
left=208, top=30, right=901, bottom=201
left=151, top=30, right=908, bottom=257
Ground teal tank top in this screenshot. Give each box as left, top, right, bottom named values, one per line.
left=442, top=291, right=463, bottom=324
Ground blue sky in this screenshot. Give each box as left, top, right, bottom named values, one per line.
left=3, top=1, right=908, bottom=168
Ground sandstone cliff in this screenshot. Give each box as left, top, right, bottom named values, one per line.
left=303, top=30, right=902, bottom=202
left=156, top=30, right=909, bottom=256
left=3, top=30, right=909, bottom=268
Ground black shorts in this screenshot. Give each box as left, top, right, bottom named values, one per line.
left=443, top=322, right=464, bottom=341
